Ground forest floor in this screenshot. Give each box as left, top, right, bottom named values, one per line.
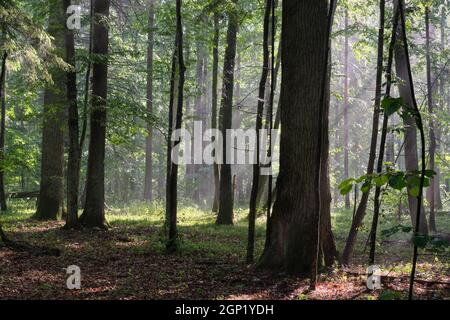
left=0, top=200, right=449, bottom=300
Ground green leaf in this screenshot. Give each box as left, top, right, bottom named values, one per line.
left=413, top=234, right=430, bottom=248
left=361, top=180, right=372, bottom=193
left=340, top=183, right=353, bottom=196
left=409, top=186, right=420, bottom=197
left=381, top=96, right=404, bottom=116
left=389, top=173, right=407, bottom=190
left=424, top=170, right=437, bottom=178
left=338, top=178, right=354, bottom=195
left=373, top=174, right=389, bottom=187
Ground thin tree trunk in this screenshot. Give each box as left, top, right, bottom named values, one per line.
left=368, top=2, right=400, bottom=265
left=35, top=0, right=66, bottom=221
left=0, top=52, right=7, bottom=212
left=343, top=9, right=351, bottom=210
left=79, top=0, right=93, bottom=153
left=211, top=13, right=220, bottom=213
left=393, top=0, right=428, bottom=300
left=165, top=0, right=186, bottom=252
left=64, top=0, right=81, bottom=229
left=194, top=35, right=208, bottom=203
left=256, top=36, right=281, bottom=208
left=436, top=0, right=446, bottom=211
left=394, top=0, right=428, bottom=235
left=247, top=0, right=272, bottom=264
left=80, top=0, right=110, bottom=229
left=425, top=2, right=437, bottom=232
left=144, top=0, right=155, bottom=202
left=216, top=0, right=239, bottom=225
left=320, top=49, right=339, bottom=268
left=342, top=0, right=386, bottom=265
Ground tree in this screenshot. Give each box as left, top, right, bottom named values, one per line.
left=424, top=1, right=437, bottom=232
left=211, top=12, right=220, bottom=213
left=165, top=0, right=186, bottom=252
left=144, top=0, right=155, bottom=202
left=368, top=2, right=400, bottom=265
left=258, top=0, right=335, bottom=274
left=35, top=0, right=66, bottom=221
left=393, top=0, right=428, bottom=300
left=216, top=0, right=238, bottom=225
left=64, top=0, right=80, bottom=229
left=247, top=0, right=272, bottom=264
left=80, top=0, right=111, bottom=229
left=343, top=8, right=351, bottom=210
left=394, top=0, right=428, bottom=234
left=342, top=0, right=386, bottom=265
left=0, top=51, right=7, bottom=212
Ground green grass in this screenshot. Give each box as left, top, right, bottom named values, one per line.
left=2, top=198, right=449, bottom=266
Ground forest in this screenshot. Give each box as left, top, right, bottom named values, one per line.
left=0, top=0, right=449, bottom=302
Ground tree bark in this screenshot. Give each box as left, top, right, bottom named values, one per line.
left=258, top=0, right=331, bottom=274
left=35, top=0, right=66, bottom=221
left=165, top=0, right=186, bottom=252
left=144, top=0, right=155, bottom=202
left=368, top=2, right=400, bottom=265
left=343, top=9, right=351, bottom=210
left=0, top=52, right=7, bottom=212
left=425, top=3, right=437, bottom=232
left=64, top=0, right=81, bottom=229
left=247, top=0, right=272, bottom=264
left=211, top=13, right=220, bottom=213
left=394, top=0, right=428, bottom=234
left=79, top=0, right=93, bottom=153
left=80, top=0, right=110, bottom=229
left=216, top=1, right=239, bottom=225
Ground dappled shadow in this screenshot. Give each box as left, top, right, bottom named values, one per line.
left=0, top=210, right=449, bottom=300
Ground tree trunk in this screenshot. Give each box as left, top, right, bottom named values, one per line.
left=35, top=0, right=66, bottom=221
left=216, top=1, right=238, bottom=225
left=343, top=9, right=351, bottom=210
left=247, top=0, right=272, bottom=264
left=0, top=52, right=7, bottom=212
left=435, top=7, right=445, bottom=211
left=320, top=37, right=339, bottom=267
left=258, top=0, right=331, bottom=274
left=64, top=0, right=81, bottom=229
left=211, top=13, right=220, bottom=213
left=394, top=0, right=428, bottom=234
left=165, top=0, right=185, bottom=252
left=144, top=0, right=155, bottom=202
left=80, top=0, right=110, bottom=229
left=425, top=3, right=437, bottom=232
left=194, top=35, right=208, bottom=204
left=256, top=37, right=281, bottom=209
left=368, top=2, right=400, bottom=265
left=341, top=0, right=386, bottom=265
left=79, top=0, right=93, bottom=154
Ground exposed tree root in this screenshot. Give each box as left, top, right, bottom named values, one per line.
left=0, top=223, right=60, bottom=256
